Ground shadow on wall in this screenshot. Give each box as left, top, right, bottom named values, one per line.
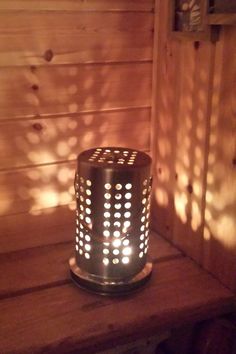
left=0, top=9, right=153, bottom=252
left=151, top=6, right=235, bottom=289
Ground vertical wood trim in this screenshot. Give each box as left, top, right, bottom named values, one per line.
left=150, top=0, right=159, bottom=173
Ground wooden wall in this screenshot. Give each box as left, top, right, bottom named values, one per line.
left=151, top=1, right=236, bottom=291
left=0, top=0, right=154, bottom=253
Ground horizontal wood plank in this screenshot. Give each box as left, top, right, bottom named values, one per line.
left=0, top=107, right=150, bottom=169
left=0, top=12, right=153, bottom=66
left=0, top=257, right=234, bottom=354
left=0, top=63, right=152, bottom=119
left=0, top=0, right=154, bottom=12
left=0, top=161, right=76, bottom=217
left=0, top=232, right=181, bottom=298
left=207, top=13, right=236, bottom=25
left=0, top=204, right=75, bottom=254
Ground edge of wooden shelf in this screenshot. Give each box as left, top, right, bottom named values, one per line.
left=207, top=13, right=236, bottom=25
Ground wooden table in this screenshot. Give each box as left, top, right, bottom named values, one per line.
left=0, top=232, right=235, bottom=354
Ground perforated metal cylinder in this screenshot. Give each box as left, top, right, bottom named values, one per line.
left=70, top=147, right=152, bottom=293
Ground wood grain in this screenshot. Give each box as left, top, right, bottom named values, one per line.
left=0, top=232, right=181, bottom=298
left=207, top=14, right=236, bottom=25
left=0, top=0, right=154, bottom=12
left=0, top=204, right=75, bottom=254
left=203, top=27, right=236, bottom=292
left=0, top=257, right=234, bottom=354
left=172, top=40, right=215, bottom=263
left=0, top=107, right=150, bottom=169
left=0, top=12, right=153, bottom=66
left=0, top=63, right=152, bottom=119
left=151, top=0, right=181, bottom=240
left=0, top=161, right=76, bottom=217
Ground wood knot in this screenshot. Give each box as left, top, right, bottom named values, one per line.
left=232, top=157, right=236, bottom=166
left=30, top=65, right=37, bottom=72
left=44, top=49, right=54, bottom=62
left=32, top=123, right=43, bottom=131
left=175, top=173, right=178, bottom=181
left=158, top=167, right=162, bottom=174
left=31, top=84, right=39, bottom=91
left=187, top=184, right=193, bottom=194
left=194, top=41, right=200, bottom=50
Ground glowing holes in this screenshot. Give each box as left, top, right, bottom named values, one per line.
left=86, top=189, right=91, bottom=196
left=115, top=203, right=121, bottom=210
left=79, top=231, right=84, bottom=238
left=140, top=225, right=145, bottom=232
left=85, top=235, right=91, bottom=242
left=140, top=234, right=144, bottom=241
left=125, top=183, right=132, bottom=190
left=75, top=244, right=79, bottom=251
left=104, top=203, right=111, bottom=209
left=113, top=258, right=119, bottom=264
left=141, top=216, right=145, bottom=222
left=142, top=198, right=147, bottom=205
left=125, top=202, right=131, bottom=209
left=143, top=179, right=148, bottom=186
left=80, top=196, right=84, bottom=202
left=113, top=249, right=119, bottom=255
left=122, top=247, right=131, bottom=256
left=123, top=221, right=131, bottom=229
left=104, top=221, right=110, bottom=228
left=105, top=193, right=111, bottom=199
left=86, top=199, right=91, bottom=205
left=113, top=230, right=120, bottom=238
left=86, top=180, right=92, bottom=186
left=85, top=244, right=91, bottom=251
left=79, top=249, right=83, bottom=255
left=139, top=252, right=144, bottom=258
left=114, top=221, right=121, bottom=228
left=114, top=150, right=120, bottom=153
left=124, top=211, right=131, bottom=218
left=76, top=236, right=79, bottom=243
left=85, top=217, right=91, bottom=224
left=115, top=193, right=122, bottom=200
left=115, top=184, right=122, bottom=190
left=140, top=243, right=144, bottom=249
left=103, top=249, right=109, bottom=255
left=114, top=212, right=121, bottom=218
left=103, top=258, right=109, bottom=266
left=85, top=253, right=90, bottom=259
left=105, top=183, right=111, bottom=190
left=103, top=230, right=110, bottom=237
left=113, top=239, right=121, bottom=247
left=125, top=193, right=132, bottom=199
left=123, top=239, right=129, bottom=246
left=86, top=208, right=91, bottom=214
left=122, top=257, right=129, bottom=264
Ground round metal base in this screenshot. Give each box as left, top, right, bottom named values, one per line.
left=69, top=257, right=152, bottom=296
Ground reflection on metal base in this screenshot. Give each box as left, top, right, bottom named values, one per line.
left=69, top=257, right=152, bottom=296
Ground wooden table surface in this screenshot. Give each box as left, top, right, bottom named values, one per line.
left=0, top=232, right=235, bottom=354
